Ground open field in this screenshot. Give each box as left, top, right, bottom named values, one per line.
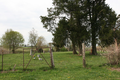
left=0, top=51, right=120, bottom=80
left=15, top=47, right=50, bottom=53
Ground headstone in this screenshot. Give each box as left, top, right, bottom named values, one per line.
left=37, top=54, right=40, bottom=58
left=38, top=58, right=42, bottom=60
left=30, top=49, right=32, bottom=55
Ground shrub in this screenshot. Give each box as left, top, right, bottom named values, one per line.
left=0, top=47, right=9, bottom=54
left=105, top=46, right=120, bottom=65
left=39, top=48, right=43, bottom=53
left=60, top=47, right=68, bottom=51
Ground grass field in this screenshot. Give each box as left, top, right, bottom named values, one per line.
left=0, top=51, right=120, bottom=80
left=15, top=47, right=50, bottom=53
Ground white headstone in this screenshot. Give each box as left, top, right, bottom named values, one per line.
left=30, top=49, right=32, bottom=55
left=37, top=54, right=40, bottom=58
left=38, top=58, right=42, bottom=60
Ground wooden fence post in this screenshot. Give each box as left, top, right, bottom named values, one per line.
left=2, top=50, right=3, bottom=71
left=30, top=49, right=32, bottom=55
left=23, top=49, right=24, bottom=70
left=82, top=43, right=86, bottom=68
left=50, top=47, right=55, bottom=68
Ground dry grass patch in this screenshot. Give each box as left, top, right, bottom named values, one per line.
left=105, top=45, right=120, bottom=65
left=110, top=68, right=120, bottom=72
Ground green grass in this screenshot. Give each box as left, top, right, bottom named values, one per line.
left=15, top=47, right=50, bottom=53
left=0, top=51, right=120, bottom=80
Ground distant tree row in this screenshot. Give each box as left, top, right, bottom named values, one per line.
left=40, top=0, right=120, bottom=55
left=0, top=28, right=47, bottom=53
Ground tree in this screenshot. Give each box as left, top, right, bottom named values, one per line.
left=28, top=28, right=38, bottom=49
left=85, top=0, right=117, bottom=55
left=41, top=0, right=117, bottom=55
left=41, top=0, right=89, bottom=55
left=1, top=29, right=24, bottom=53
left=52, top=18, right=68, bottom=51
left=99, top=10, right=117, bottom=47
left=36, top=36, right=47, bottom=52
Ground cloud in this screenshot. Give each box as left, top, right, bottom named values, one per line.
left=106, top=0, right=120, bottom=15
left=0, top=0, right=120, bottom=45
left=0, top=0, right=53, bottom=44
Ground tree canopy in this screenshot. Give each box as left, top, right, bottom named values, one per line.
left=40, top=0, right=118, bottom=55
left=28, top=28, right=38, bottom=48
left=36, top=36, right=47, bottom=50
left=1, top=29, right=24, bottom=53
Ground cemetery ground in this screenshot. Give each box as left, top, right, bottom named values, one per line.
left=0, top=51, right=120, bottom=80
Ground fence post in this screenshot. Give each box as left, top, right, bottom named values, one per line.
left=23, top=49, right=24, bottom=70
left=82, top=43, right=86, bottom=68
left=50, top=47, right=55, bottom=68
left=30, top=49, right=32, bottom=55
left=2, top=50, right=3, bottom=71
left=49, top=42, right=55, bottom=68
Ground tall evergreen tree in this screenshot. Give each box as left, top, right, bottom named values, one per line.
left=85, top=0, right=117, bottom=55
left=99, top=5, right=117, bottom=47
left=41, top=0, right=89, bottom=54
left=53, top=18, right=68, bottom=50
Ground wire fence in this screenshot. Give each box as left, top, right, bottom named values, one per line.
left=0, top=48, right=52, bottom=71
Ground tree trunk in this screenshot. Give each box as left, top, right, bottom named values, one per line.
left=12, top=45, right=15, bottom=53
left=72, top=42, right=77, bottom=54
left=78, top=41, right=82, bottom=56
left=90, top=1, right=97, bottom=55
left=92, top=27, right=97, bottom=55
left=50, top=47, right=55, bottom=68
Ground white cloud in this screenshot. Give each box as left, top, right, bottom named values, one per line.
left=0, top=0, right=53, bottom=44
left=0, top=0, right=120, bottom=45
left=106, top=0, right=120, bottom=15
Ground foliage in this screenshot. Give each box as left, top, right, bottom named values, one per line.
left=40, top=0, right=117, bottom=55
left=99, top=6, right=117, bottom=47
left=36, top=36, right=47, bottom=50
left=53, top=18, right=69, bottom=48
left=1, top=29, right=24, bottom=53
left=85, top=0, right=117, bottom=55
left=60, top=47, right=68, bottom=52
left=41, top=0, right=90, bottom=55
left=28, top=28, right=38, bottom=47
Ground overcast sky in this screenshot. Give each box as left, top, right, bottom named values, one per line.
left=0, top=0, right=120, bottom=45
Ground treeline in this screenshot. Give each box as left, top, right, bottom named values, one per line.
left=0, top=28, right=48, bottom=53
left=40, top=0, right=120, bottom=55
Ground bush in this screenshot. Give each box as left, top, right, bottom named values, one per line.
left=39, top=48, right=43, bottom=53
left=60, top=47, right=68, bottom=51
left=0, top=47, right=9, bottom=54
left=105, top=46, right=120, bottom=65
